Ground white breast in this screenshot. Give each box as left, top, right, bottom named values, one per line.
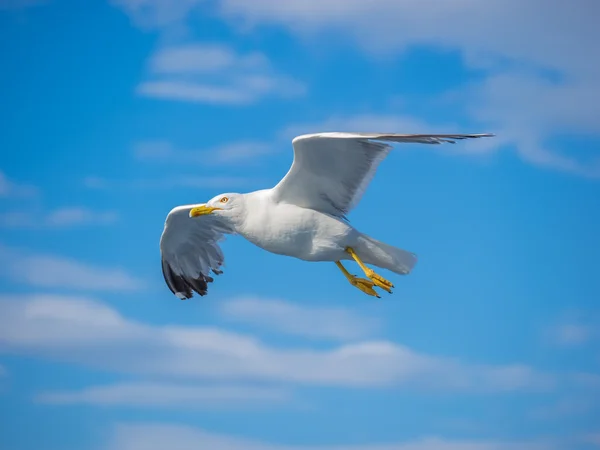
left=238, top=193, right=355, bottom=261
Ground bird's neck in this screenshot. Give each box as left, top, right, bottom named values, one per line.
left=231, top=190, right=271, bottom=232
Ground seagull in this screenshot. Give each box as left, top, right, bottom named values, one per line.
left=160, top=132, right=494, bottom=300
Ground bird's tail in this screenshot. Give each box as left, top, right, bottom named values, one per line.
left=356, top=234, right=418, bottom=275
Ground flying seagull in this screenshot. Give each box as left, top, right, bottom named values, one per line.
left=160, top=132, right=494, bottom=299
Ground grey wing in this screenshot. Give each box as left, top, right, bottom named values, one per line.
left=159, top=206, right=232, bottom=299
left=270, top=132, right=494, bottom=218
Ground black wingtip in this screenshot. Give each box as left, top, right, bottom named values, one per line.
left=162, top=258, right=216, bottom=300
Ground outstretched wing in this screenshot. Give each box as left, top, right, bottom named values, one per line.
left=271, top=132, right=494, bottom=218
left=159, top=205, right=233, bottom=299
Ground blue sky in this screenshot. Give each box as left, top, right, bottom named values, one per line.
left=1, top=0, right=600, bottom=449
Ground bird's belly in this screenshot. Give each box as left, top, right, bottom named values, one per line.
left=240, top=204, right=355, bottom=261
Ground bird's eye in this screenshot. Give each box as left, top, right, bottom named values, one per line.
left=220, top=197, right=229, bottom=203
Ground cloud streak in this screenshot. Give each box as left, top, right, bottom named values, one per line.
left=0, top=246, right=144, bottom=291
left=0, top=170, right=37, bottom=199
left=0, top=294, right=554, bottom=391
left=215, top=0, right=600, bottom=178
left=110, top=0, right=205, bottom=29
left=552, top=324, right=593, bottom=347
left=546, top=312, right=598, bottom=348
left=112, top=0, right=600, bottom=176
left=138, top=43, right=305, bottom=105
left=217, top=0, right=598, bottom=78
left=35, top=382, right=291, bottom=409
left=134, top=140, right=274, bottom=165
left=219, top=296, right=382, bottom=341
left=108, top=422, right=558, bottom=450
left=0, top=208, right=118, bottom=229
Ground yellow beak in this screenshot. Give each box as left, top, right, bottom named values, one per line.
left=189, top=205, right=222, bottom=217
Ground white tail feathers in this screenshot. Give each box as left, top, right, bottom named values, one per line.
left=357, top=235, right=418, bottom=275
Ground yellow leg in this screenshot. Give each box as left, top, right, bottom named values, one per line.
left=345, top=247, right=394, bottom=293
left=335, top=261, right=380, bottom=298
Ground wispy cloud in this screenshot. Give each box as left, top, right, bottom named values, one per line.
left=219, top=297, right=381, bottom=341
left=110, top=0, right=205, bottom=29
left=149, top=43, right=268, bottom=74
left=214, top=0, right=600, bottom=178
left=137, top=43, right=305, bottom=105
left=0, top=295, right=554, bottom=391
left=546, top=312, right=598, bottom=347
left=552, top=324, right=593, bottom=347
left=134, top=140, right=274, bottom=165
left=112, top=1, right=600, bottom=175
left=35, top=382, right=291, bottom=409
left=0, top=246, right=144, bottom=291
left=108, top=422, right=557, bottom=450
left=0, top=170, right=37, bottom=199
left=0, top=364, right=6, bottom=376
left=459, top=72, right=600, bottom=178
left=581, top=434, right=600, bottom=446
left=0, top=208, right=118, bottom=229
left=216, top=0, right=597, bottom=76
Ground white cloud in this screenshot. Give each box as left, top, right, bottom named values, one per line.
left=108, top=422, right=557, bottom=450
left=214, top=0, right=600, bottom=178
left=35, top=382, right=290, bottom=409
left=45, top=208, right=118, bottom=227
left=137, top=43, right=305, bottom=105
left=460, top=72, right=600, bottom=177
left=112, top=0, right=600, bottom=175
left=581, top=434, right=600, bottom=446
left=219, top=296, right=381, bottom=341
left=110, top=0, right=205, bottom=29
left=552, top=324, right=593, bottom=347
left=149, top=43, right=267, bottom=74
left=134, top=140, right=274, bottom=165
left=216, top=0, right=598, bottom=78
left=0, top=294, right=553, bottom=391
left=0, top=170, right=37, bottom=198
left=137, top=80, right=256, bottom=104
left=0, top=246, right=144, bottom=291
left=0, top=208, right=118, bottom=228
left=546, top=312, right=598, bottom=347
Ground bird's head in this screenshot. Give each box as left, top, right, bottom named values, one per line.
left=189, top=193, right=245, bottom=224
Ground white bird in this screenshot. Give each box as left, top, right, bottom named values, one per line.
left=160, top=132, right=494, bottom=299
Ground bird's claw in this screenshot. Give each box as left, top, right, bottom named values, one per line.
left=350, top=276, right=380, bottom=298
left=365, top=269, right=394, bottom=293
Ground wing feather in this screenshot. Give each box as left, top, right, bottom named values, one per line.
left=271, top=132, right=494, bottom=218
left=159, top=205, right=233, bottom=299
